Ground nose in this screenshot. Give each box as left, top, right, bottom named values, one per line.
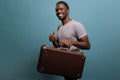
left=56, top=9, right=61, bottom=14
left=57, top=9, right=61, bottom=13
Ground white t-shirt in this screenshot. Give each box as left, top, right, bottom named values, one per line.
left=57, top=19, right=87, bottom=50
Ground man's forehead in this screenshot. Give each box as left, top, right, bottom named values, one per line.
left=56, top=3, right=67, bottom=9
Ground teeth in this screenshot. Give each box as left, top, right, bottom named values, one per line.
left=59, top=14, right=63, bottom=17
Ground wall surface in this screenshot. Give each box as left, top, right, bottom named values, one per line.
left=0, top=0, right=120, bottom=80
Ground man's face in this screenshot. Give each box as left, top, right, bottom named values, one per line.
left=55, top=3, right=69, bottom=20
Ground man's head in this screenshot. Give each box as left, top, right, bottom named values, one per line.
left=55, top=1, right=70, bottom=20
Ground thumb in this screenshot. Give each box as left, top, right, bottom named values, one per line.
left=52, top=30, right=55, bottom=35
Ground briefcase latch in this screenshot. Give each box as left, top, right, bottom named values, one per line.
left=42, top=46, right=47, bottom=50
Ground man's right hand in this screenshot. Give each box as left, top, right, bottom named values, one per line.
left=49, top=34, right=56, bottom=42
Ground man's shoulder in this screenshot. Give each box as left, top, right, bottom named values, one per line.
left=71, top=19, right=83, bottom=26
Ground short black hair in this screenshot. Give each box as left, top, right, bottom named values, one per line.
left=56, top=1, right=69, bottom=9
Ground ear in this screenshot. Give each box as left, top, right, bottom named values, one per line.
left=67, top=9, right=70, bottom=14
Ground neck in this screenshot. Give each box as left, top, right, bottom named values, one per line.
left=61, top=17, right=71, bottom=25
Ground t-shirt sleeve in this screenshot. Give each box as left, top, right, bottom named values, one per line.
left=75, top=22, right=87, bottom=39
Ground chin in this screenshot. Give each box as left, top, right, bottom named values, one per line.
left=58, top=17, right=64, bottom=20
left=58, top=18, right=63, bottom=20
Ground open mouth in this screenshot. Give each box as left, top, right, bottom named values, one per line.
left=58, top=14, right=63, bottom=18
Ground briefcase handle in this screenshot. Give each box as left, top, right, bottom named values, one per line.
left=58, top=42, right=70, bottom=50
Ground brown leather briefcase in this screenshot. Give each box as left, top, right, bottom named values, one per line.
left=37, top=45, right=86, bottom=79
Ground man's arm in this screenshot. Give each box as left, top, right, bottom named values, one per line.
left=52, top=40, right=59, bottom=48
left=49, top=34, right=59, bottom=48
left=61, top=35, right=90, bottom=50
left=72, top=35, right=91, bottom=49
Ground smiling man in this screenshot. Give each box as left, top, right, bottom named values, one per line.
left=49, top=1, right=91, bottom=80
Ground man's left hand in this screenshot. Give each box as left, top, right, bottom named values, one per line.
left=60, top=40, right=75, bottom=48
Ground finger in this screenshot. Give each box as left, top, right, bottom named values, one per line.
left=52, top=30, right=55, bottom=35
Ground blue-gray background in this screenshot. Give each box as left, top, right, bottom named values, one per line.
left=0, top=0, right=120, bottom=80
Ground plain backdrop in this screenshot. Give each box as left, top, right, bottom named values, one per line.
left=0, top=0, right=120, bottom=80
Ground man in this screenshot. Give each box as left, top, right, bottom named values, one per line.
left=49, top=1, right=91, bottom=80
